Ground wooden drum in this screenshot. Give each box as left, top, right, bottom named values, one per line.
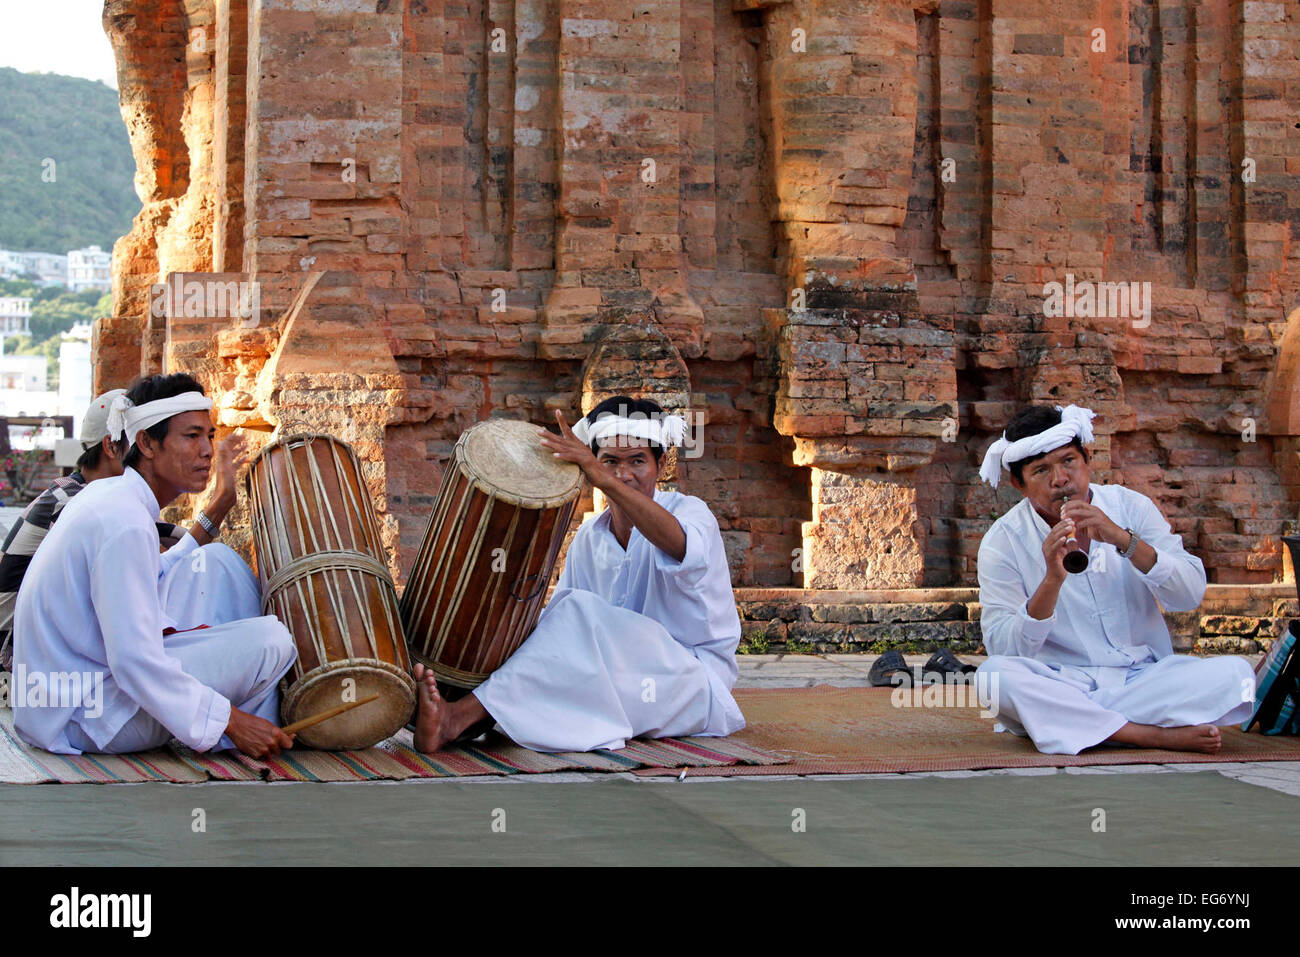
left=247, top=433, right=415, bottom=749
left=400, top=418, right=583, bottom=691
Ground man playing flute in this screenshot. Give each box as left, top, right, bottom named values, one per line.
left=974, top=403, right=1255, bottom=755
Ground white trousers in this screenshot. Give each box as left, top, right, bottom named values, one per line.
left=977, top=653, right=1256, bottom=755
left=474, top=589, right=716, bottom=752
left=67, top=545, right=295, bottom=753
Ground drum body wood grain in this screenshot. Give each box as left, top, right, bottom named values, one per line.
left=401, top=419, right=582, bottom=690
left=247, top=433, right=414, bottom=749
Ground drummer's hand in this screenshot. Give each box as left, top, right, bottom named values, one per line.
left=538, top=411, right=607, bottom=486
left=208, top=431, right=253, bottom=512
left=225, top=707, right=295, bottom=759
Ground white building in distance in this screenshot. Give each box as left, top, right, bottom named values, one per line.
left=0, top=354, right=59, bottom=449
left=58, top=323, right=93, bottom=437
left=0, top=297, right=32, bottom=338
left=0, top=356, right=47, bottom=393
left=67, top=246, right=112, bottom=293
left=0, top=251, right=25, bottom=280
left=23, top=252, right=69, bottom=286
left=0, top=251, right=68, bottom=287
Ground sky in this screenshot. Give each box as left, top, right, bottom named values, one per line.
left=0, top=0, right=118, bottom=89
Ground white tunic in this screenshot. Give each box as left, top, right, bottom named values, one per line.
left=976, top=482, right=1254, bottom=753
left=474, top=489, right=745, bottom=752
left=12, top=467, right=294, bottom=754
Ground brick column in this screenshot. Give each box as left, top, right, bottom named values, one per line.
left=212, top=0, right=247, bottom=272
left=242, top=0, right=411, bottom=564
left=540, top=0, right=704, bottom=360
left=98, top=0, right=202, bottom=391
left=755, top=0, right=953, bottom=588
left=766, top=305, right=954, bottom=587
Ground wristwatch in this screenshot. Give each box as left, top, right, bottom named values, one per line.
left=1119, top=527, right=1140, bottom=560
left=196, top=510, right=219, bottom=537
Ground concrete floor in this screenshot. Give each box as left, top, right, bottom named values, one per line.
left=3, top=770, right=1292, bottom=866
left=2, top=657, right=1295, bottom=866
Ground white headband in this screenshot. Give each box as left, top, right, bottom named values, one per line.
left=572, top=411, right=688, bottom=449
left=106, top=391, right=214, bottom=446
left=979, top=405, right=1096, bottom=488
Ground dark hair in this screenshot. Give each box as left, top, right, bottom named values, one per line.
left=121, top=373, right=207, bottom=470
left=75, top=435, right=130, bottom=472
left=1003, top=405, right=1087, bottom=483
left=75, top=442, right=103, bottom=472
left=583, top=395, right=666, bottom=463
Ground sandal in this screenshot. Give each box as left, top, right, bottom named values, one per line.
left=923, top=648, right=977, bottom=682
left=869, top=650, right=914, bottom=687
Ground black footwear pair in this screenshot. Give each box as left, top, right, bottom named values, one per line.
left=868, top=648, right=977, bottom=687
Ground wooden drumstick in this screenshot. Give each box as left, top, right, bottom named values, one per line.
left=279, top=693, right=380, bottom=735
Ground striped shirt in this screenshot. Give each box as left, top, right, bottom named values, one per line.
left=0, top=471, right=180, bottom=669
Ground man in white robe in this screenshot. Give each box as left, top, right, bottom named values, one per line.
left=412, top=396, right=745, bottom=753
left=1, top=389, right=261, bottom=672
left=11, top=373, right=296, bottom=758
left=975, top=403, right=1255, bottom=755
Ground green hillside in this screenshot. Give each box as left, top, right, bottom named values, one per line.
left=0, top=67, right=138, bottom=254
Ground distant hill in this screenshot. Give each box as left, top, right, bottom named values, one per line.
left=0, top=67, right=138, bottom=254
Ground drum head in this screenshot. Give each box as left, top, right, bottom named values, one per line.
left=282, top=660, right=415, bottom=751
left=460, top=418, right=583, bottom=507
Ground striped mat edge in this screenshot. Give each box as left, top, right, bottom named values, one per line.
left=0, top=709, right=786, bottom=784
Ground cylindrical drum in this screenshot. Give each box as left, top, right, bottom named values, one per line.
left=401, top=418, right=583, bottom=690
left=247, top=433, right=415, bottom=749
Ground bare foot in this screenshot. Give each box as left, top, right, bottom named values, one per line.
left=1109, top=722, right=1222, bottom=754
left=1154, top=724, right=1222, bottom=754
left=412, top=662, right=456, bottom=753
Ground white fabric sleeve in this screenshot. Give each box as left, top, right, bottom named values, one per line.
left=91, top=523, right=231, bottom=751
left=158, top=529, right=198, bottom=577
left=651, top=497, right=713, bottom=586
left=976, top=532, right=1056, bottom=658
left=1124, top=490, right=1206, bottom=612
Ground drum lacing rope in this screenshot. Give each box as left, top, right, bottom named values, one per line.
left=262, top=550, right=395, bottom=615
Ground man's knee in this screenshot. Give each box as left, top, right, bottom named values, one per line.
left=976, top=655, right=1029, bottom=691
left=245, top=618, right=297, bottom=676
left=546, top=588, right=615, bottom=619
left=975, top=655, right=1054, bottom=716
left=269, top=621, right=296, bottom=664
left=204, top=543, right=254, bottom=573
left=199, top=544, right=259, bottom=591
left=1199, top=654, right=1256, bottom=706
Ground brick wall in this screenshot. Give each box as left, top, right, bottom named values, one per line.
left=738, top=584, right=1300, bottom=656
left=97, top=0, right=1300, bottom=597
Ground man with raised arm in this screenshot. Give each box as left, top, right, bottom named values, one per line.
left=11, top=373, right=296, bottom=758
left=0, top=388, right=251, bottom=672
left=975, top=403, right=1254, bottom=755
left=413, top=395, right=745, bottom=753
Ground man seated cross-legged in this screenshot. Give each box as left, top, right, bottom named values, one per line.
left=974, top=403, right=1255, bottom=755
left=413, top=396, right=746, bottom=753
left=11, top=373, right=297, bottom=758
left=1, top=388, right=250, bottom=673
